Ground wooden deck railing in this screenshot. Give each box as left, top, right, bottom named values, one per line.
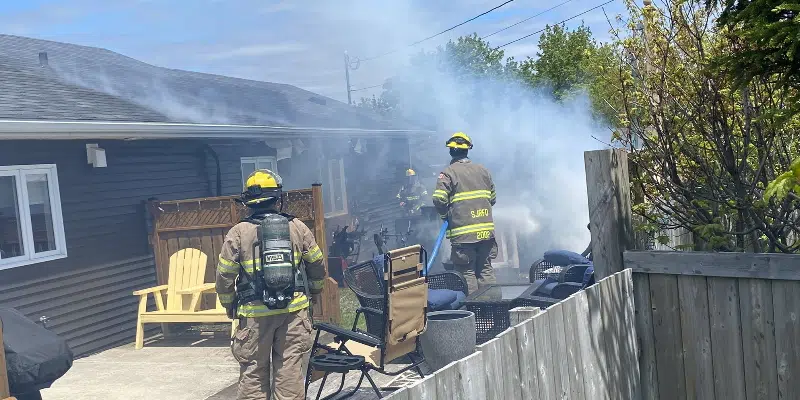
left=387, top=269, right=639, bottom=400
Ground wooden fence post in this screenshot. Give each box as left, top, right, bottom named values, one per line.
left=584, top=149, right=634, bottom=280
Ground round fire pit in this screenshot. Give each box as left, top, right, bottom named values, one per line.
left=420, top=310, right=476, bottom=371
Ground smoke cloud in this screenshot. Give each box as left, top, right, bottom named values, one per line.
left=314, top=0, right=606, bottom=278
left=406, top=71, right=602, bottom=279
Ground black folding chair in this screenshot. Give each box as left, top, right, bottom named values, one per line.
left=305, top=245, right=429, bottom=399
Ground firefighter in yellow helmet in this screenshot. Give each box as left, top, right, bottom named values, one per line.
left=396, top=168, right=428, bottom=217
left=215, top=169, right=325, bottom=400
left=432, top=132, right=497, bottom=294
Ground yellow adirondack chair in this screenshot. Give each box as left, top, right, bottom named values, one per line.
left=133, top=248, right=236, bottom=349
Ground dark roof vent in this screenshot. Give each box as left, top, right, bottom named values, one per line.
left=308, top=96, right=326, bottom=105
left=39, top=52, right=48, bottom=67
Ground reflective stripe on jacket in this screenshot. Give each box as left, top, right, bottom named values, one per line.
left=397, top=181, right=428, bottom=211
left=397, top=182, right=428, bottom=209
left=215, top=216, right=326, bottom=317
left=432, top=158, right=496, bottom=244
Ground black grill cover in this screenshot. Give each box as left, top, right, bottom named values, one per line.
left=1, top=307, right=73, bottom=395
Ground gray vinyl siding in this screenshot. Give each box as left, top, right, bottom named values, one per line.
left=0, top=139, right=227, bottom=357
left=0, top=256, right=159, bottom=357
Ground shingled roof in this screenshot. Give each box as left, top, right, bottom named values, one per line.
left=0, top=34, right=409, bottom=130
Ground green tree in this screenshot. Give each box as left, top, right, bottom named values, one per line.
left=710, top=0, right=800, bottom=108
left=521, top=24, right=599, bottom=100
left=598, top=0, right=800, bottom=252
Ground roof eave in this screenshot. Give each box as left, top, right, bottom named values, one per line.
left=0, top=120, right=438, bottom=140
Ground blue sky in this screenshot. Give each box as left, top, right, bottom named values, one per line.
left=0, top=0, right=629, bottom=102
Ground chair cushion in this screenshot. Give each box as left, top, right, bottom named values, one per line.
left=544, top=250, right=591, bottom=266
left=534, top=280, right=560, bottom=296
left=450, top=291, right=466, bottom=310
left=428, top=289, right=458, bottom=311
left=551, top=283, right=582, bottom=299
left=532, top=278, right=559, bottom=295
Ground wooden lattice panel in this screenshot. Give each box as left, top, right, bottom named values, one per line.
left=155, top=198, right=237, bottom=230
left=147, top=185, right=337, bottom=324
left=283, top=190, right=315, bottom=221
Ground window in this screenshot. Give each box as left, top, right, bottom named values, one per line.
left=324, top=158, right=348, bottom=217
left=240, top=157, right=277, bottom=187
left=0, top=164, right=67, bottom=269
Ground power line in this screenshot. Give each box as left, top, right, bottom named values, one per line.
left=350, top=83, right=384, bottom=92
left=496, top=0, right=615, bottom=49
left=350, top=0, right=616, bottom=96
left=481, top=0, right=575, bottom=39
left=359, top=0, right=516, bottom=62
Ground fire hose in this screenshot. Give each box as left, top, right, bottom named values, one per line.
left=424, top=221, right=448, bottom=276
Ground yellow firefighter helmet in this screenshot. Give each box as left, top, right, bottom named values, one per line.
left=446, top=132, right=473, bottom=149
left=406, top=168, right=416, bottom=177
left=242, top=169, right=283, bottom=205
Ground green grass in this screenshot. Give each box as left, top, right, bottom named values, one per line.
left=339, top=288, right=366, bottom=331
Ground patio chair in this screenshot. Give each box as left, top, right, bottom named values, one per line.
left=133, top=248, right=235, bottom=349
left=305, top=245, right=429, bottom=399
left=344, top=257, right=468, bottom=337
left=529, top=258, right=558, bottom=282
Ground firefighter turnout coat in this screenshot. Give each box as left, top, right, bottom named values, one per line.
left=215, top=217, right=326, bottom=317
left=397, top=181, right=429, bottom=215
left=432, top=158, right=497, bottom=244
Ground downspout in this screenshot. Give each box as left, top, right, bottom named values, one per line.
left=202, top=144, right=222, bottom=196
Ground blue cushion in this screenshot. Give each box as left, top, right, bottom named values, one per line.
left=544, top=250, right=591, bottom=266
left=450, top=291, right=466, bottom=309
left=532, top=278, right=559, bottom=295
left=537, top=282, right=560, bottom=296
left=428, top=289, right=459, bottom=311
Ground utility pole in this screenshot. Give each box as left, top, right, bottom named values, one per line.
left=344, top=51, right=352, bottom=105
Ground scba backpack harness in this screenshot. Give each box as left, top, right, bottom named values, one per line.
left=231, top=211, right=312, bottom=316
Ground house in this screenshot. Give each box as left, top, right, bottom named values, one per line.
left=0, top=34, right=434, bottom=357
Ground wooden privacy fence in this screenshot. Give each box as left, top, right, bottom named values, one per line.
left=146, top=184, right=340, bottom=325
left=626, top=250, right=800, bottom=400
left=387, top=269, right=640, bottom=400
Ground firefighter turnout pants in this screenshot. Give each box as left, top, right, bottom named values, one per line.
left=231, top=310, right=313, bottom=400
left=450, top=239, right=497, bottom=294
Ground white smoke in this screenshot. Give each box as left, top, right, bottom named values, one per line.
left=312, top=0, right=606, bottom=273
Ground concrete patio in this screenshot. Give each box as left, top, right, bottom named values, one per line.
left=40, top=331, right=417, bottom=400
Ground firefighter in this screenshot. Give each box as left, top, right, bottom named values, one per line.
left=432, top=132, right=497, bottom=294
left=396, top=168, right=428, bottom=217
left=216, top=169, right=326, bottom=400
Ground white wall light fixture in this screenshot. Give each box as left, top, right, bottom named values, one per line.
left=86, top=143, right=107, bottom=168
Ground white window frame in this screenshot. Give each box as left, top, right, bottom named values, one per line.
left=0, top=164, right=67, bottom=270
left=324, top=158, right=348, bottom=217
left=240, top=156, right=278, bottom=187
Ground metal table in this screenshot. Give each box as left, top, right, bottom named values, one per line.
left=463, top=284, right=534, bottom=344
